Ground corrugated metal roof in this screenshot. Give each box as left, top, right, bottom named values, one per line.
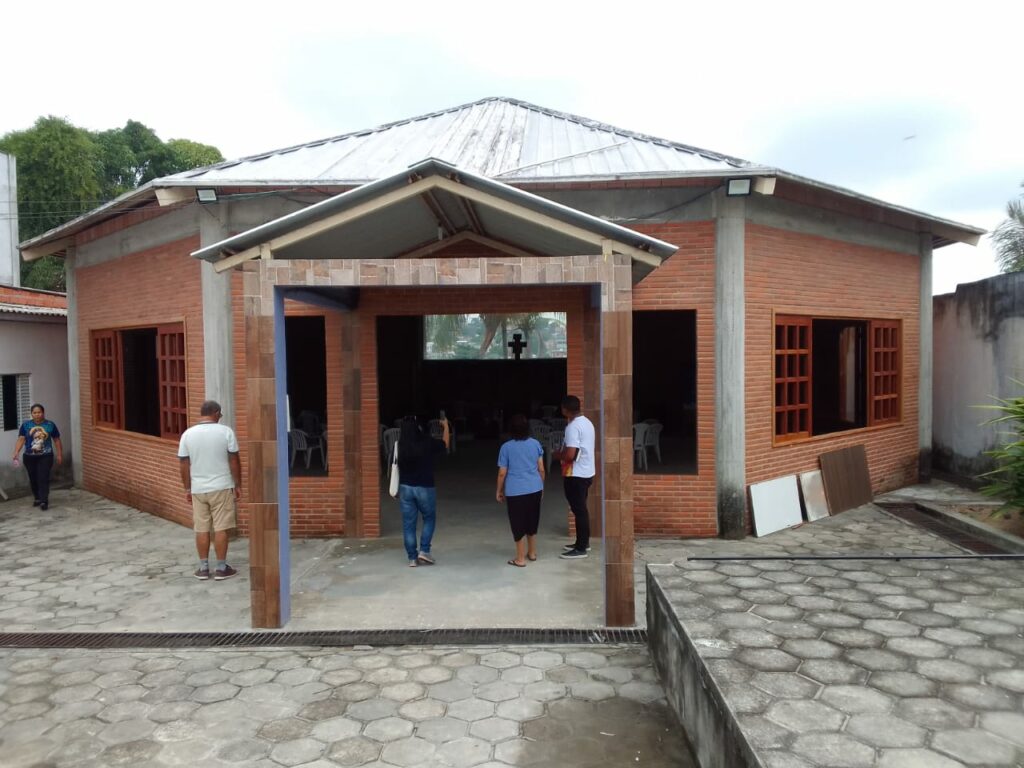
left=165, top=97, right=753, bottom=186
left=0, top=302, right=67, bottom=317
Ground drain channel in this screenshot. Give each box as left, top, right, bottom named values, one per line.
left=0, top=627, right=647, bottom=651
left=877, top=502, right=1013, bottom=554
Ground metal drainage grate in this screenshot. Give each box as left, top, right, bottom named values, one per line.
left=878, top=502, right=1012, bottom=555
left=0, top=627, right=648, bottom=651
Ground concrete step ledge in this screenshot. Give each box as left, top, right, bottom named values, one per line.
left=912, top=501, right=1024, bottom=554
left=647, top=566, right=761, bottom=768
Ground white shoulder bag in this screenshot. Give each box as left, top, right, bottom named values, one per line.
left=388, top=441, right=400, bottom=498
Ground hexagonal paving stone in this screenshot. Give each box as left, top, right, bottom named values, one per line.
left=337, top=682, right=379, bottom=702
left=381, top=682, right=425, bottom=702
left=943, top=684, right=1017, bottom=711
left=470, top=715, right=520, bottom=742
left=617, top=681, right=665, bottom=704
left=932, top=729, right=1019, bottom=765
left=763, top=622, right=818, bottom=640
left=97, top=718, right=156, bottom=745
left=398, top=698, right=446, bottom=721
left=738, top=649, right=801, bottom=672
left=269, top=737, right=325, bottom=766
left=953, top=647, right=1015, bottom=669
left=365, top=667, right=408, bottom=685
left=310, top=716, right=361, bottom=742
left=298, top=698, right=349, bottom=721
left=781, top=639, right=843, bottom=659
left=500, top=666, right=543, bottom=685
left=736, top=715, right=794, bottom=750
left=863, top=619, right=920, bottom=637
left=457, top=665, right=499, bottom=685
left=345, top=698, right=398, bottom=721
left=496, top=697, right=544, bottom=722
left=191, top=683, right=239, bottom=703
left=216, top=738, right=270, bottom=763
left=258, top=717, right=313, bottom=742
left=416, top=717, right=469, bottom=743
left=522, top=651, right=562, bottom=669
left=476, top=681, right=520, bottom=703
left=867, top=672, right=938, bottom=697
left=819, top=684, right=893, bottom=714
left=412, top=666, right=453, bottom=685
left=876, top=748, right=965, bottom=768
left=569, top=680, right=615, bottom=701
left=439, top=653, right=479, bottom=669
left=750, top=672, right=821, bottom=699
left=986, top=669, right=1024, bottom=693
left=845, top=714, right=927, bottom=748
left=382, top=736, right=438, bottom=767
left=799, top=660, right=867, bottom=685
left=766, top=700, right=844, bottom=732
left=436, top=735, right=493, bottom=767
left=980, top=712, right=1024, bottom=748
left=914, top=659, right=978, bottom=683
left=429, top=680, right=474, bottom=703
left=352, top=654, right=391, bottom=671
left=894, top=697, right=974, bottom=729
left=363, top=715, right=414, bottom=742
left=446, top=697, right=496, bottom=722
left=481, top=652, right=521, bottom=669
left=792, top=733, right=875, bottom=767
left=327, top=736, right=381, bottom=766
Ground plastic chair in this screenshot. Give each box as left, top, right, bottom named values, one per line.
left=546, top=430, right=565, bottom=470
left=632, top=423, right=650, bottom=471
left=289, top=428, right=324, bottom=469
left=547, top=417, right=568, bottom=431
left=382, top=428, right=401, bottom=469
left=644, top=423, right=663, bottom=464
left=541, top=405, right=558, bottom=420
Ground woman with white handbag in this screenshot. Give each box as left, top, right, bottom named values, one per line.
left=391, top=416, right=449, bottom=567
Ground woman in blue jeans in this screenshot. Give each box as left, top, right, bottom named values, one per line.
left=395, top=416, right=449, bottom=567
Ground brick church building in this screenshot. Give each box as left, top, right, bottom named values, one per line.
left=20, top=98, right=982, bottom=626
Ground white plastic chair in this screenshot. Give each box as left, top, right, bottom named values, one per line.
left=644, top=423, right=663, bottom=464
left=632, top=423, right=650, bottom=471
left=546, top=429, right=565, bottom=470
left=382, top=428, right=401, bottom=469
left=547, top=417, right=568, bottom=431
left=289, top=428, right=324, bottom=470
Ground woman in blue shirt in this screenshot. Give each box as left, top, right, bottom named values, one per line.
left=496, top=414, right=546, bottom=567
left=11, top=403, right=63, bottom=510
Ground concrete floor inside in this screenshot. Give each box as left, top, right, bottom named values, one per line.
left=289, top=438, right=605, bottom=629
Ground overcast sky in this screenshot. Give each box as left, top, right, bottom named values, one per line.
left=3, top=1, right=1021, bottom=294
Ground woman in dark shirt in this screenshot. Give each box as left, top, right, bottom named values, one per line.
left=396, top=416, right=449, bottom=567
left=11, top=403, right=63, bottom=510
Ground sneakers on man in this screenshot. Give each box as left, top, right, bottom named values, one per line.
left=559, top=549, right=589, bottom=560
left=194, top=567, right=211, bottom=580
left=417, top=553, right=435, bottom=565
left=408, top=560, right=418, bottom=567
left=561, top=544, right=592, bottom=552
left=214, top=565, right=237, bottom=580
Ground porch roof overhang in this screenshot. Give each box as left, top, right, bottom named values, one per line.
left=189, top=159, right=678, bottom=274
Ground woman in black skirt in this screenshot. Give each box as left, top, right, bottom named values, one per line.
left=496, top=414, right=546, bottom=567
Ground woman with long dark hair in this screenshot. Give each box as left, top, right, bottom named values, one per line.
left=496, top=414, right=545, bottom=567
left=11, top=403, right=63, bottom=510
left=396, top=416, right=449, bottom=567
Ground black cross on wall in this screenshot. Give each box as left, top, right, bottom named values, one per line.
left=508, top=332, right=528, bottom=361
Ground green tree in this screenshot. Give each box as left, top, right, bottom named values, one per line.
left=1, top=117, right=223, bottom=290
left=992, top=181, right=1024, bottom=273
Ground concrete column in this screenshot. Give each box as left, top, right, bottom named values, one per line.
left=65, top=248, right=83, bottom=486
left=714, top=191, right=746, bottom=539
left=0, top=153, right=18, bottom=287
left=918, top=233, right=933, bottom=482
left=340, top=311, right=363, bottom=536
left=199, top=208, right=236, bottom=428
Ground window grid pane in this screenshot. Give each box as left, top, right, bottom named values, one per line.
left=156, top=324, right=187, bottom=438
left=869, top=320, right=901, bottom=425
left=774, top=315, right=812, bottom=440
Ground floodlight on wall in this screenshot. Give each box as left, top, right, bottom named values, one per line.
left=196, top=188, right=218, bottom=203
left=725, top=178, right=752, bottom=196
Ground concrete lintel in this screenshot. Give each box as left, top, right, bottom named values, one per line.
left=282, top=287, right=358, bottom=312
left=714, top=191, right=746, bottom=539
left=747, top=194, right=921, bottom=255
left=75, top=205, right=199, bottom=268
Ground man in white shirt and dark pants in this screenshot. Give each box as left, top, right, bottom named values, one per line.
left=555, top=395, right=596, bottom=559
left=178, top=400, right=242, bottom=580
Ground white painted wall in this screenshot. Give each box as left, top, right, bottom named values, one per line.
left=0, top=153, right=18, bottom=287
left=0, top=316, right=70, bottom=496
left=933, top=272, right=1024, bottom=479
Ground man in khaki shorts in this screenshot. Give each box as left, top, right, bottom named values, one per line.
left=178, top=400, right=242, bottom=580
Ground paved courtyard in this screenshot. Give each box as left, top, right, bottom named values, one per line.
left=0, top=644, right=692, bottom=768
left=648, top=505, right=1024, bottom=768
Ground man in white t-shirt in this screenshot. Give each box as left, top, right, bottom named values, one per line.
left=178, top=400, right=242, bottom=581
left=554, top=395, right=596, bottom=560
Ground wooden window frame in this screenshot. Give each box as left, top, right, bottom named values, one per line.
left=772, top=314, right=902, bottom=444
left=91, top=323, right=187, bottom=439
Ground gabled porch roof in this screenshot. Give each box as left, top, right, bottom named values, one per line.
left=191, top=158, right=678, bottom=274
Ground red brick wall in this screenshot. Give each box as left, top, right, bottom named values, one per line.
left=76, top=237, right=204, bottom=526
left=0, top=285, right=67, bottom=309
left=632, top=221, right=718, bottom=537
left=745, top=223, right=920, bottom=492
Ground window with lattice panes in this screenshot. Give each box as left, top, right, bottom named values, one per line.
left=773, top=315, right=901, bottom=442
left=91, top=324, right=187, bottom=439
